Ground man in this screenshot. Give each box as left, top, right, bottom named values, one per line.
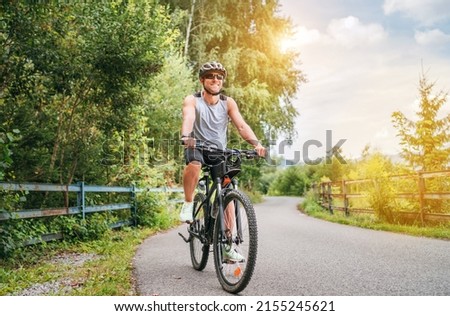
left=179, top=61, right=265, bottom=261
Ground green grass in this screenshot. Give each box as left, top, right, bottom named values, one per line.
left=299, top=198, right=450, bottom=240
left=0, top=226, right=173, bottom=296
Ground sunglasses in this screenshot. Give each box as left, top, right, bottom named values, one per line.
left=204, top=73, right=224, bottom=80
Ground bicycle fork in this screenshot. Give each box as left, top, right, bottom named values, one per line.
left=215, top=178, right=229, bottom=263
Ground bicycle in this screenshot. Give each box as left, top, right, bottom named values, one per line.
left=179, top=143, right=261, bottom=294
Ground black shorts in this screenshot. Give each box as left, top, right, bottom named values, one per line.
left=184, top=147, right=225, bottom=166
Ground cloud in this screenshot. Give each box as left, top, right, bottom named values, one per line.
left=415, top=29, right=450, bottom=45
left=383, top=0, right=450, bottom=25
left=327, top=16, right=387, bottom=47
left=296, top=26, right=321, bottom=45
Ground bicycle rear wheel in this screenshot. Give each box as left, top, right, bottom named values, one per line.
left=189, top=192, right=210, bottom=270
left=213, top=189, right=257, bottom=293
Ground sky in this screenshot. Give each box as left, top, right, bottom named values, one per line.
left=275, top=0, right=450, bottom=163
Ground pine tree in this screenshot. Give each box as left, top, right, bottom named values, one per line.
left=392, top=74, right=450, bottom=171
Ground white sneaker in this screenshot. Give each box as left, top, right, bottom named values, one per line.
left=179, top=202, right=193, bottom=222
left=222, top=246, right=245, bottom=262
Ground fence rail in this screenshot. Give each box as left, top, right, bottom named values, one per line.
left=0, top=182, right=183, bottom=221
left=314, top=170, right=450, bottom=224
left=0, top=181, right=183, bottom=245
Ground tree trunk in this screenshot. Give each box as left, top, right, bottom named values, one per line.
left=184, top=0, right=196, bottom=57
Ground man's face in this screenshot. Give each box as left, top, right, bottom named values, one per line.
left=201, top=72, right=224, bottom=94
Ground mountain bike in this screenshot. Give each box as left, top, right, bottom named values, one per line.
left=179, top=143, right=260, bottom=294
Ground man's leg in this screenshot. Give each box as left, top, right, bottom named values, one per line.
left=224, top=203, right=235, bottom=234
left=222, top=202, right=245, bottom=262
left=180, top=148, right=203, bottom=222
left=183, top=162, right=201, bottom=202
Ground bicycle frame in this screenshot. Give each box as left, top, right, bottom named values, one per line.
left=192, top=163, right=237, bottom=246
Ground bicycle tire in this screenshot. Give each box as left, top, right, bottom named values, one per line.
left=189, top=192, right=210, bottom=270
left=212, top=189, right=258, bottom=293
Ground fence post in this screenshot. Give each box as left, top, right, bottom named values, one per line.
left=343, top=180, right=349, bottom=216
left=320, top=182, right=325, bottom=206
left=77, top=181, right=85, bottom=220
left=131, top=184, right=137, bottom=226
left=318, top=183, right=323, bottom=205
left=418, top=172, right=425, bottom=225
left=327, top=182, right=333, bottom=214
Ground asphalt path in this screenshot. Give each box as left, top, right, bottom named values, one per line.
left=133, top=196, right=450, bottom=296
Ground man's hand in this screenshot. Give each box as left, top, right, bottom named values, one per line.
left=181, top=136, right=196, bottom=148
left=254, top=143, right=266, bottom=158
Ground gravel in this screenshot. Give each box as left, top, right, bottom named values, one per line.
left=11, top=252, right=101, bottom=296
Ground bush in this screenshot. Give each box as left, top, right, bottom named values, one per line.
left=268, top=166, right=309, bottom=196
left=136, top=191, right=175, bottom=230
left=357, top=153, right=397, bottom=223
left=300, top=190, right=324, bottom=214
left=56, top=213, right=113, bottom=242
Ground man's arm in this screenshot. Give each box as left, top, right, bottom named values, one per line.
left=227, top=97, right=266, bottom=156
left=181, top=95, right=196, bottom=146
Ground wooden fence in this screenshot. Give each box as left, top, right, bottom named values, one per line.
left=314, top=170, right=450, bottom=224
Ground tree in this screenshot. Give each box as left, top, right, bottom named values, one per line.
left=268, top=166, right=309, bottom=196
left=392, top=73, right=450, bottom=171
left=0, top=2, right=184, bottom=186
left=160, top=0, right=306, bottom=141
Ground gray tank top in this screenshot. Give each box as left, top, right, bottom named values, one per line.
left=193, top=92, right=229, bottom=149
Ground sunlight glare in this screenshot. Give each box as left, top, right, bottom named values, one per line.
left=279, top=26, right=321, bottom=52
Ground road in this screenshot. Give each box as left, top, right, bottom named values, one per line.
left=133, top=196, right=450, bottom=296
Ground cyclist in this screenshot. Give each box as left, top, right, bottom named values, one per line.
left=180, top=61, right=265, bottom=261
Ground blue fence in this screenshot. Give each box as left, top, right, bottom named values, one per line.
left=0, top=182, right=183, bottom=244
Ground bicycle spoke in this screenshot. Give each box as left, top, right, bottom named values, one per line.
left=189, top=193, right=209, bottom=271
left=213, top=190, right=257, bottom=293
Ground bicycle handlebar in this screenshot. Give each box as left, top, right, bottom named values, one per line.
left=180, top=139, right=262, bottom=160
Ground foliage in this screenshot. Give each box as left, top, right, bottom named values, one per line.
left=300, top=190, right=324, bottom=214
left=304, top=155, right=348, bottom=183
left=162, top=0, right=306, bottom=140
left=268, top=166, right=309, bottom=196
left=0, top=1, right=186, bottom=185
left=0, top=185, right=177, bottom=259
left=1, top=212, right=114, bottom=258
left=55, top=214, right=113, bottom=242
left=238, top=161, right=263, bottom=191
left=257, top=167, right=279, bottom=194
left=136, top=191, right=177, bottom=229
left=300, top=196, right=450, bottom=240
left=392, top=73, right=450, bottom=171
left=0, top=129, right=20, bottom=181
left=311, top=148, right=450, bottom=224
left=357, top=153, right=398, bottom=223
left=0, top=2, right=188, bottom=257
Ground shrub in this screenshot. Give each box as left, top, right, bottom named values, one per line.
left=268, top=166, right=309, bottom=196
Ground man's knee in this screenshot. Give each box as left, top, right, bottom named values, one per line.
left=184, top=161, right=201, bottom=177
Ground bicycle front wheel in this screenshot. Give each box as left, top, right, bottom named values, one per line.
left=213, top=189, right=258, bottom=294
left=189, top=192, right=210, bottom=271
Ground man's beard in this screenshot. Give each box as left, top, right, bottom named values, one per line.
left=203, top=85, right=221, bottom=96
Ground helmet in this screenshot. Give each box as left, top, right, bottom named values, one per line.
left=199, top=61, right=227, bottom=79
